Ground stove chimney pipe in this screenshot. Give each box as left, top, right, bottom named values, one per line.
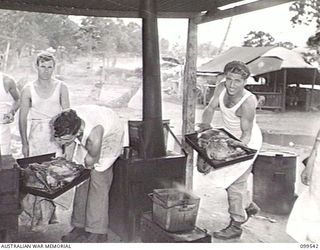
left=140, top=0, right=166, bottom=158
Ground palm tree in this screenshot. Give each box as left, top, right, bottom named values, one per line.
left=218, top=17, right=233, bottom=54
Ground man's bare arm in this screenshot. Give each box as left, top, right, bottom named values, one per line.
left=4, top=75, right=20, bottom=114
left=200, top=82, right=225, bottom=127
left=60, top=83, right=70, bottom=109
left=19, top=86, right=31, bottom=156
left=84, top=125, right=104, bottom=168
left=301, top=128, right=320, bottom=185
left=238, top=95, right=257, bottom=145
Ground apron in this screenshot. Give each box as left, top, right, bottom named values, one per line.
left=0, top=123, right=11, bottom=155
left=200, top=89, right=262, bottom=189
left=0, top=73, right=14, bottom=155
left=286, top=146, right=320, bottom=243
left=29, top=118, right=62, bottom=156
left=28, top=80, right=64, bottom=157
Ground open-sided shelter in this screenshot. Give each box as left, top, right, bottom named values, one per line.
left=0, top=0, right=294, bottom=242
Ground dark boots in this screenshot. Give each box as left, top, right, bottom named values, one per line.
left=213, top=220, right=243, bottom=240
left=213, top=202, right=260, bottom=240
left=77, top=233, right=108, bottom=243
left=244, top=202, right=260, bottom=222
left=61, top=228, right=108, bottom=243
left=61, top=227, right=86, bottom=242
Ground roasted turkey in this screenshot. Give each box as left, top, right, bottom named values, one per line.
left=22, top=157, right=85, bottom=192
left=197, top=129, right=248, bottom=161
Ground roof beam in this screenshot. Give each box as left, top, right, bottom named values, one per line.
left=0, top=1, right=199, bottom=18
left=0, top=1, right=139, bottom=17
left=205, top=0, right=240, bottom=14
left=195, top=0, right=294, bottom=24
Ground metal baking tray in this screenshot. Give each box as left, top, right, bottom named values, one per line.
left=17, top=153, right=90, bottom=199
left=185, top=128, right=257, bottom=169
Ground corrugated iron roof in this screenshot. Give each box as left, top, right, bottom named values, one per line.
left=198, top=46, right=319, bottom=84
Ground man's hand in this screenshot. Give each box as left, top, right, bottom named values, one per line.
left=84, top=153, right=97, bottom=169
left=22, top=143, right=29, bottom=157
left=301, top=166, right=312, bottom=186
left=226, top=138, right=247, bottom=148
left=3, top=112, right=14, bottom=124
left=197, top=157, right=212, bottom=175
left=196, top=123, right=211, bottom=133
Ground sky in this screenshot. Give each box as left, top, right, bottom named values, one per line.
left=156, top=2, right=317, bottom=49
left=70, top=2, right=318, bottom=50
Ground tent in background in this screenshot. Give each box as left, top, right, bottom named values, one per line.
left=198, top=46, right=320, bottom=111
left=198, top=46, right=274, bottom=74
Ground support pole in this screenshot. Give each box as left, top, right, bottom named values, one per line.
left=182, top=18, right=198, bottom=190
left=282, top=69, right=287, bottom=112
left=141, top=0, right=166, bottom=158
left=272, top=72, right=276, bottom=92
left=3, top=41, right=10, bottom=72
left=309, top=69, right=317, bottom=111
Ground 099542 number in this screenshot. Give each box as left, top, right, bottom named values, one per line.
left=300, top=244, right=319, bottom=248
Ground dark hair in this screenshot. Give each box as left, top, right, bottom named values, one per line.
left=52, top=109, right=81, bottom=137
left=224, top=61, right=250, bottom=79
left=36, top=51, right=56, bottom=66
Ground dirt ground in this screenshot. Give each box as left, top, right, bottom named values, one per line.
left=5, top=57, right=319, bottom=244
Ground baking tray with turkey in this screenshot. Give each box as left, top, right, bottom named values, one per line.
left=185, top=128, right=257, bottom=170
left=18, top=153, right=90, bottom=199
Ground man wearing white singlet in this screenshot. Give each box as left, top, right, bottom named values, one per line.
left=0, top=69, right=20, bottom=155
left=19, top=51, right=70, bottom=231
left=198, top=61, right=262, bottom=240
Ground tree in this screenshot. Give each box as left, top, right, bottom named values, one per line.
left=160, top=38, right=170, bottom=54
left=290, top=1, right=320, bottom=65
left=242, top=31, right=275, bottom=47
left=198, top=42, right=219, bottom=57
left=123, top=21, right=142, bottom=56
left=75, top=17, right=142, bottom=55
left=290, top=0, right=320, bottom=28
left=74, top=17, right=142, bottom=67
left=0, top=10, right=80, bottom=69
left=0, top=10, right=49, bottom=67
left=36, top=14, right=79, bottom=50
left=275, top=41, right=297, bottom=50
left=218, top=17, right=233, bottom=54
left=169, top=42, right=186, bottom=63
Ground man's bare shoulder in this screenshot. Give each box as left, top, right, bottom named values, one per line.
left=21, top=84, right=32, bottom=97
left=238, top=94, right=257, bottom=115
left=56, top=80, right=68, bottom=91
left=87, top=125, right=104, bottom=143
left=3, top=74, right=16, bottom=87
left=60, top=82, right=69, bottom=90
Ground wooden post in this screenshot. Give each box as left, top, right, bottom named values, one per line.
left=309, top=69, right=317, bottom=111
left=141, top=0, right=166, bottom=158
left=273, top=72, right=277, bottom=92
left=101, top=53, right=106, bottom=82
left=182, top=18, right=198, bottom=190
left=282, top=69, right=287, bottom=112
left=3, top=41, right=10, bottom=72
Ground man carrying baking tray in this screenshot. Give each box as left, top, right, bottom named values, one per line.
left=51, top=105, right=124, bottom=243
left=197, top=61, right=262, bottom=240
